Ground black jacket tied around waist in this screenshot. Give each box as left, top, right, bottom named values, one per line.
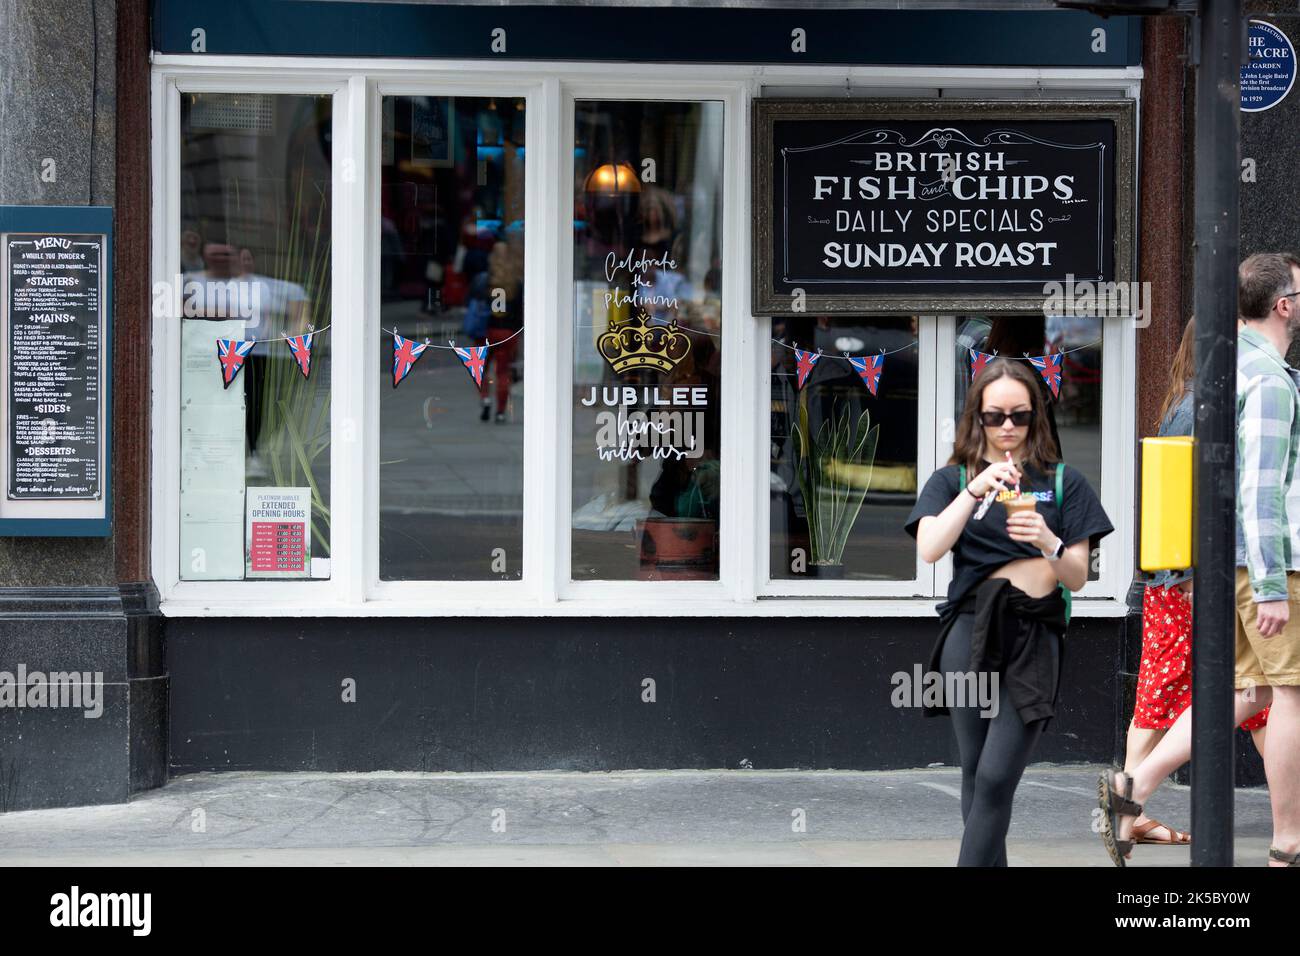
left=927, top=577, right=1069, bottom=726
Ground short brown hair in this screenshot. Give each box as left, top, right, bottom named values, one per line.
left=1239, top=252, right=1300, bottom=320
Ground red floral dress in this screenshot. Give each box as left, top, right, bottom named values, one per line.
left=1136, top=585, right=1270, bottom=731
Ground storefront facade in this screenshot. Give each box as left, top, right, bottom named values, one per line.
left=12, top=0, right=1289, bottom=810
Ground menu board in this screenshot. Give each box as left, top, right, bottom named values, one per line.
left=752, top=99, right=1135, bottom=315
left=5, top=233, right=103, bottom=499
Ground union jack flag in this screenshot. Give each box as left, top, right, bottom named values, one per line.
left=392, top=332, right=429, bottom=388
left=1028, top=350, right=1064, bottom=397
left=217, top=338, right=255, bottom=388
left=794, top=348, right=820, bottom=390
left=969, top=348, right=996, bottom=382
left=847, top=353, right=885, bottom=396
left=454, top=345, right=489, bottom=388
left=285, top=332, right=314, bottom=379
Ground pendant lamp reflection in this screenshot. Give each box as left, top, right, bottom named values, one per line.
left=584, top=162, right=642, bottom=194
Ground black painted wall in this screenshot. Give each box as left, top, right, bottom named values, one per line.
left=168, top=615, right=1127, bottom=774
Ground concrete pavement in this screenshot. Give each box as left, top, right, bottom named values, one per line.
left=0, top=765, right=1278, bottom=866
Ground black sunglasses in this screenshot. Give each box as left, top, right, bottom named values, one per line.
left=979, top=409, right=1035, bottom=428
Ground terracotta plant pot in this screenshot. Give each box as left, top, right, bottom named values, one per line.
left=636, top=517, right=718, bottom=580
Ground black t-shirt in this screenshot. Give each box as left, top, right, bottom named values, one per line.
left=904, top=461, right=1114, bottom=605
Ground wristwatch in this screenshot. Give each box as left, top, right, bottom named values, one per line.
left=1042, top=538, right=1066, bottom=561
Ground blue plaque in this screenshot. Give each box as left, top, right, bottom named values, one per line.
left=1242, top=20, right=1296, bottom=113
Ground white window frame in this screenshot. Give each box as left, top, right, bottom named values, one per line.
left=756, top=314, right=939, bottom=599
left=151, top=56, right=1141, bottom=618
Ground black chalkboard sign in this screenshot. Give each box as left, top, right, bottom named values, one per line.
left=752, top=99, right=1136, bottom=315
left=5, top=233, right=103, bottom=499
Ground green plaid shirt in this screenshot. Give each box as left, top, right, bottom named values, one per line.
left=1236, top=325, right=1300, bottom=601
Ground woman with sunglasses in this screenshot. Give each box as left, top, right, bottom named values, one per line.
left=905, top=358, right=1113, bottom=866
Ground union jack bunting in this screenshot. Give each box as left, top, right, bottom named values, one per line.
left=453, top=345, right=489, bottom=388
left=1028, top=350, right=1064, bottom=398
left=285, top=332, right=314, bottom=379
left=794, top=348, right=820, bottom=390
left=969, top=348, right=996, bottom=382
left=217, top=338, right=255, bottom=389
left=392, top=332, right=429, bottom=388
left=847, top=353, right=885, bottom=396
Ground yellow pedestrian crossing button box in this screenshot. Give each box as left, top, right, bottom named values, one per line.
left=1140, top=436, right=1194, bottom=572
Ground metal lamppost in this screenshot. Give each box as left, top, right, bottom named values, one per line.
left=1187, top=0, right=1241, bottom=869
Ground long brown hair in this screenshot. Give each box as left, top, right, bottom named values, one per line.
left=950, top=358, right=1060, bottom=474
left=1155, top=317, right=1195, bottom=430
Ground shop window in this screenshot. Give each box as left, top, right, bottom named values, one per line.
left=570, top=100, right=724, bottom=581
left=158, top=72, right=1133, bottom=610
left=377, top=96, right=526, bottom=581
left=955, top=315, right=1103, bottom=581
left=769, top=316, right=920, bottom=581
left=177, top=93, right=333, bottom=580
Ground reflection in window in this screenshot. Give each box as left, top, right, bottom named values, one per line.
left=770, top=317, right=919, bottom=581
left=378, top=96, right=525, bottom=581
left=178, top=93, right=332, bottom=580
left=571, top=100, right=724, bottom=581
left=956, top=315, right=1102, bottom=579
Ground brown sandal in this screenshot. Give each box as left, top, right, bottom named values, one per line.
left=1133, top=818, right=1190, bottom=846
left=1269, top=847, right=1300, bottom=866
left=1098, top=768, right=1143, bottom=868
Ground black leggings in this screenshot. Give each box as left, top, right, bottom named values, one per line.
left=938, top=611, right=1060, bottom=867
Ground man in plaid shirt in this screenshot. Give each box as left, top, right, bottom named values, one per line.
left=1237, top=282, right=1300, bottom=605
left=1232, top=252, right=1300, bottom=867
left=1098, top=253, right=1300, bottom=868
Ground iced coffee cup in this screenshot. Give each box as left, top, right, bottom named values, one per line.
left=1002, top=494, right=1038, bottom=518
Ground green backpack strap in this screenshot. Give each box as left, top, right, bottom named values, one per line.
left=1056, top=462, right=1071, bottom=625
left=959, top=464, right=966, bottom=490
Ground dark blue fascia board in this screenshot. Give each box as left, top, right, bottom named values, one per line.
left=0, top=205, right=113, bottom=540
left=153, top=1, right=1142, bottom=67
left=0, top=518, right=113, bottom=537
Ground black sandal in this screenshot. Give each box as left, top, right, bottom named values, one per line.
left=1097, top=768, right=1143, bottom=868
left=1269, top=847, right=1300, bottom=866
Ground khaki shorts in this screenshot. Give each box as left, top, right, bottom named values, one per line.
left=1235, top=567, right=1300, bottom=688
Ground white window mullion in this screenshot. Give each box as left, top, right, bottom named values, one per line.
left=933, top=314, right=957, bottom=600
left=526, top=77, right=564, bottom=605
left=721, top=84, right=751, bottom=603
left=362, top=78, right=382, bottom=601
left=330, top=75, right=370, bottom=606
left=154, top=76, right=183, bottom=601
left=749, top=315, right=770, bottom=599
left=916, top=314, right=941, bottom=598
left=1094, top=313, right=1135, bottom=601
left=744, top=78, right=767, bottom=602
left=554, top=83, right=578, bottom=601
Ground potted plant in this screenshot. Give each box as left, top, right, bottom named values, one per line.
left=791, top=392, right=879, bottom=577
left=257, top=167, right=333, bottom=559
left=636, top=457, right=720, bottom=580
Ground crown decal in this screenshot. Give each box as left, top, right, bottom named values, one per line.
left=598, top=312, right=692, bottom=374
